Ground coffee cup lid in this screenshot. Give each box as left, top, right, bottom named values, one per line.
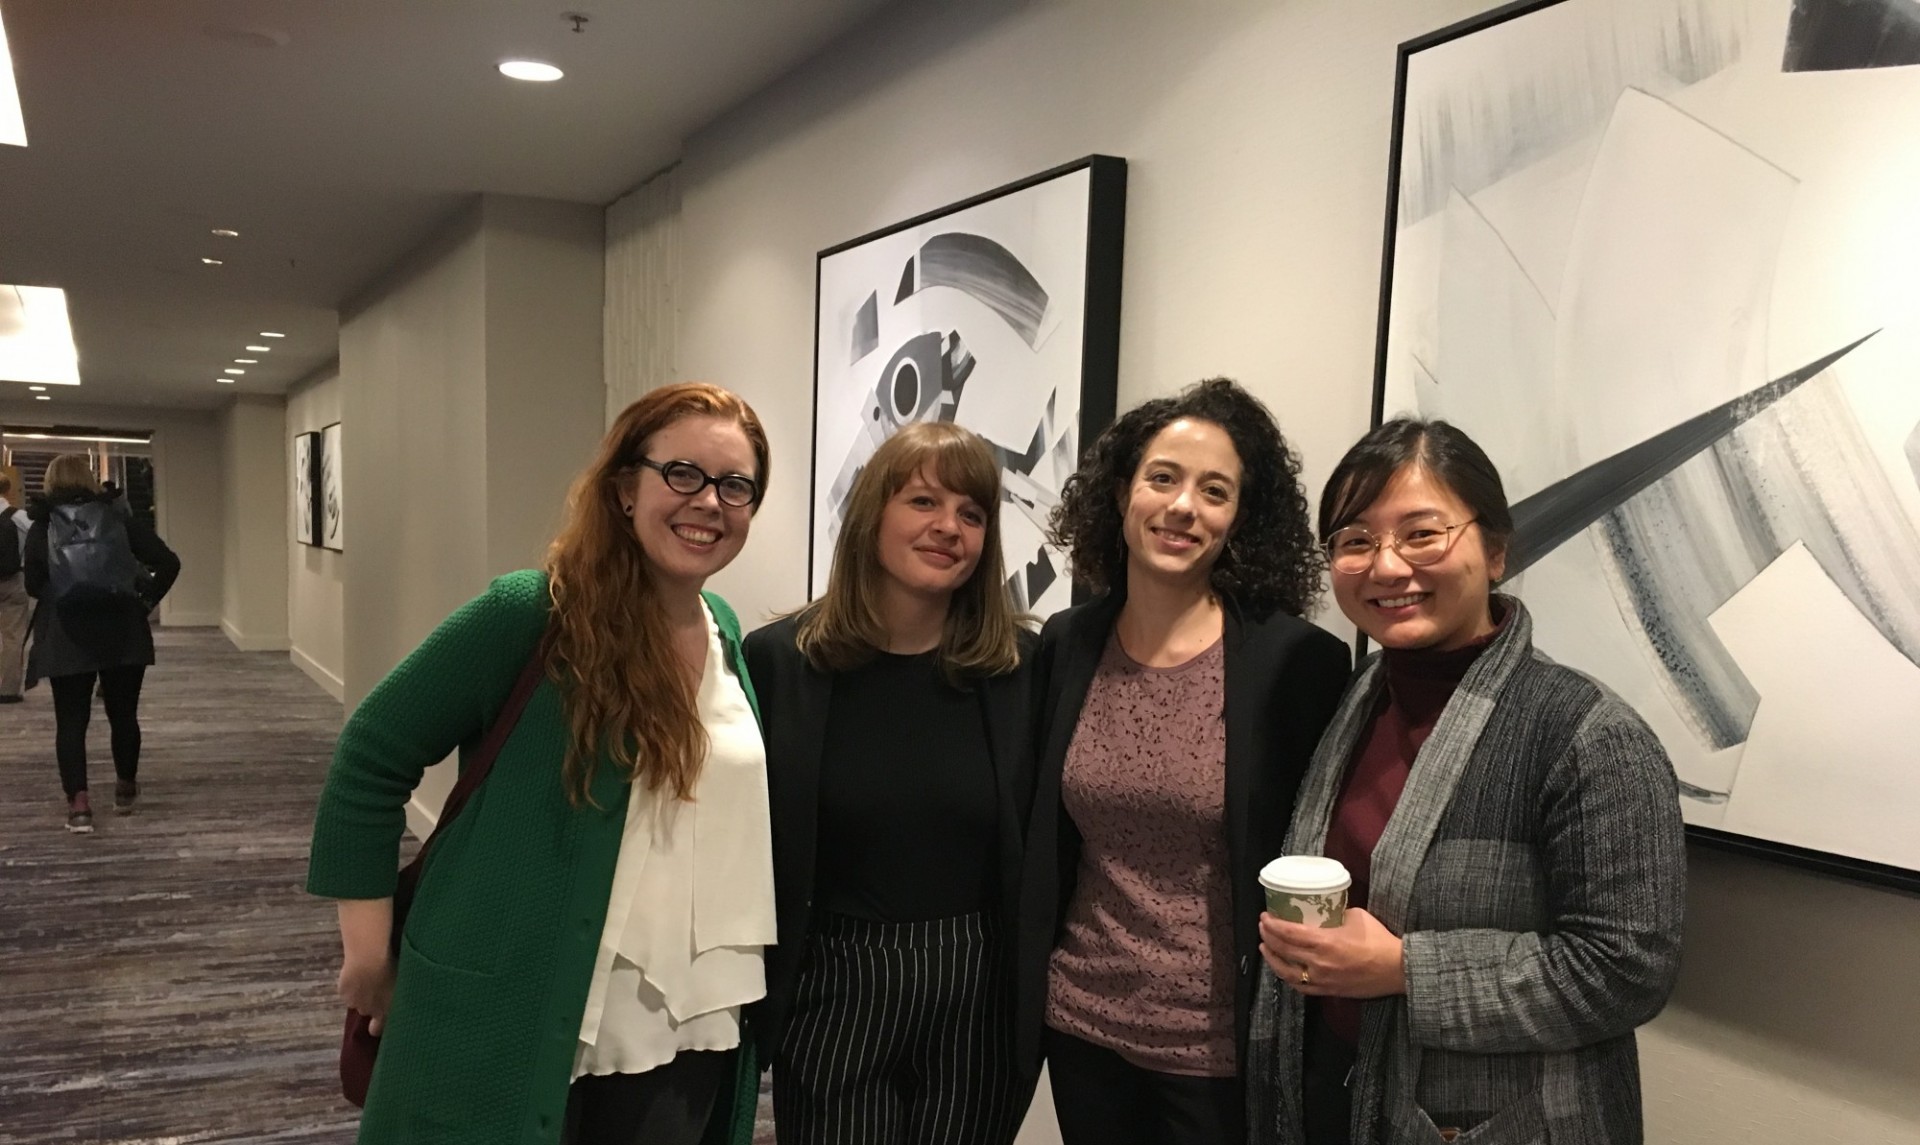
left=1259, top=855, right=1352, bottom=892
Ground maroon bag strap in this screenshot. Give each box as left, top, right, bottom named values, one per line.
left=418, top=636, right=550, bottom=853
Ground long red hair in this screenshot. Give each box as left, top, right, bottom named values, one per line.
left=544, top=383, right=770, bottom=804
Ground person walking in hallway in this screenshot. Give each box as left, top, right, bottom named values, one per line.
left=746, top=422, right=1037, bottom=1145
left=309, top=383, right=774, bottom=1145
left=24, top=455, right=181, bottom=833
left=0, top=470, right=32, bottom=703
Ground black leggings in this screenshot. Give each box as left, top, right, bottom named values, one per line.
left=562, top=1049, right=734, bottom=1145
left=51, top=665, right=146, bottom=797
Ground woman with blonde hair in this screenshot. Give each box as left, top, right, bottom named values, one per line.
left=25, top=453, right=180, bottom=833
left=746, top=421, right=1036, bottom=1145
left=308, top=383, right=774, bottom=1145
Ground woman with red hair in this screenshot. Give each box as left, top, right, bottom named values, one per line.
left=309, top=383, right=774, bottom=1145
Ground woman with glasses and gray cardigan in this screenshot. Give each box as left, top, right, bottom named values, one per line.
left=1248, top=419, right=1686, bottom=1145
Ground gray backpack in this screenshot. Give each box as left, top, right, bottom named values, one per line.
left=47, top=500, right=146, bottom=610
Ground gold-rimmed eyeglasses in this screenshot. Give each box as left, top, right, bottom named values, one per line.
left=1324, top=516, right=1477, bottom=575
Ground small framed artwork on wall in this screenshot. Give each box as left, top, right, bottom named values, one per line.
left=809, top=155, right=1126, bottom=618
left=320, top=422, right=343, bottom=552
left=293, top=431, right=320, bottom=546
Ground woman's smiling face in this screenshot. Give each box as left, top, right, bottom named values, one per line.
left=1121, top=417, right=1242, bottom=591
left=1330, top=463, right=1503, bottom=651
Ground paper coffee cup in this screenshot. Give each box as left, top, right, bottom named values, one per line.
left=1259, top=855, right=1351, bottom=927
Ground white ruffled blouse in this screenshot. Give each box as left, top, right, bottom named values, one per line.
left=572, top=601, right=776, bottom=1079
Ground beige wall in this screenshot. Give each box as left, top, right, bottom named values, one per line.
left=660, top=2, right=1920, bottom=1142
left=287, top=365, right=345, bottom=699
left=218, top=394, right=290, bottom=651
left=339, top=194, right=604, bottom=833
left=0, top=401, right=223, bottom=627
left=481, top=195, right=608, bottom=575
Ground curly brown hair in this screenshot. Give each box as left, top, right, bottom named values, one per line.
left=1047, top=377, right=1323, bottom=617
left=544, top=382, right=770, bottom=805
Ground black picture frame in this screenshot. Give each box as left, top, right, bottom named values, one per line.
left=294, top=430, right=321, bottom=547
left=320, top=422, right=343, bottom=553
left=1372, top=1, right=1920, bottom=895
left=807, top=155, right=1126, bottom=615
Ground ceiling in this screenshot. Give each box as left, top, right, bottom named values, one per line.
left=0, top=0, right=893, bottom=413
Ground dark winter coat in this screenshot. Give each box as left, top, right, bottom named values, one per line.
left=23, top=489, right=180, bottom=682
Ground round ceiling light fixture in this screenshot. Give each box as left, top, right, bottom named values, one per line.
left=498, top=59, right=564, bottom=82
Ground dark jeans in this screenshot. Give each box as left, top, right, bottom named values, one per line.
left=561, top=1048, right=733, bottom=1145
left=1044, top=1028, right=1244, bottom=1145
left=1302, top=1004, right=1358, bottom=1145
left=51, top=665, right=146, bottom=797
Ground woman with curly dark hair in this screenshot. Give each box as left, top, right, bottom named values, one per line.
left=1014, top=378, right=1353, bottom=1145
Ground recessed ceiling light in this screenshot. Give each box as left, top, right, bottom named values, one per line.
left=259, top=331, right=285, bottom=338
left=35, top=394, right=50, bottom=400
left=212, top=228, right=240, bottom=238
left=29, top=385, right=46, bottom=391
left=201, top=257, right=224, bottom=266
left=0, top=7, right=26, bottom=148
left=498, top=59, right=563, bottom=82
left=245, top=344, right=271, bottom=352
left=216, top=378, right=234, bottom=384
left=235, top=358, right=257, bottom=364
left=0, top=284, right=81, bottom=385
left=224, top=368, right=245, bottom=375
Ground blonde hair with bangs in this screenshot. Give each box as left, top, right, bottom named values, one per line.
left=796, top=422, right=1024, bottom=682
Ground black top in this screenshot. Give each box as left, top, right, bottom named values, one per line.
left=24, top=489, right=181, bottom=683
left=1016, top=590, right=1353, bottom=1079
left=743, top=614, right=1040, bottom=1061
left=815, top=650, right=1000, bottom=922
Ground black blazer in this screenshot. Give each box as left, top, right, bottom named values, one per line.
left=1013, top=591, right=1352, bottom=1075
left=743, top=614, right=1040, bottom=1061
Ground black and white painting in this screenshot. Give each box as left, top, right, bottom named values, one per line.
left=1379, top=0, right=1920, bottom=885
left=292, top=430, right=319, bottom=546
left=810, top=157, right=1125, bottom=616
left=320, top=422, right=343, bottom=552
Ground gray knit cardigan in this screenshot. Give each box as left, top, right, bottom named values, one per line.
left=1247, top=597, right=1686, bottom=1145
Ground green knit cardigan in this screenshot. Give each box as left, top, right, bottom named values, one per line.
left=307, top=570, right=762, bottom=1145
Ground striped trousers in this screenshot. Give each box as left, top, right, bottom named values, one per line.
left=774, top=911, right=1028, bottom=1145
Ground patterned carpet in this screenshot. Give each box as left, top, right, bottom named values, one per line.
left=0, top=626, right=777, bottom=1143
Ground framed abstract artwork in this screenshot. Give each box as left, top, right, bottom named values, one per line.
left=320, top=421, right=343, bottom=553
left=1375, top=0, right=1920, bottom=889
left=809, top=155, right=1126, bottom=617
left=292, top=430, right=320, bottom=546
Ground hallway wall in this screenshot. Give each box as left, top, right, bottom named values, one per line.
left=653, top=2, right=1920, bottom=1143
left=287, top=365, right=345, bottom=699
left=337, top=194, right=604, bottom=833
left=218, top=394, right=290, bottom=652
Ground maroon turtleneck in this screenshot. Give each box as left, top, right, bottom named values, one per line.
left=1318, top=605, right=1508, bottom=1045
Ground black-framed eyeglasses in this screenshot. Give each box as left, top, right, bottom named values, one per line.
left=1324, top=516, right=1477, bottom=575
left=635, top=458, right=760, bottom=508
